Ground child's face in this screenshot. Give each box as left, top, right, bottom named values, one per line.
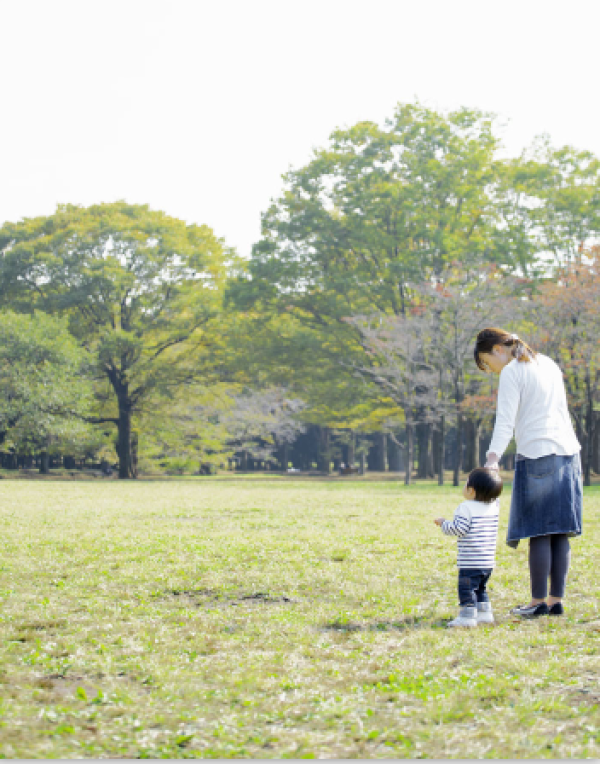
left=463, top=481, right=476, bottom=501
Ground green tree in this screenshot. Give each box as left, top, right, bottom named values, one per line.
left=0, top=202, right=230, bottom=478
left=0, top=311, right=94, bottom=472
left=531, top=248, right=600, bottom=485
left=501, top=138, right=600, bottom=271
left=227, top=103, right=539, bottom=467
left=231, top=103, right=528, bottom=328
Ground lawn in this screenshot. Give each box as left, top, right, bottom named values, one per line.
left=0, top=477, right=598, bottom=759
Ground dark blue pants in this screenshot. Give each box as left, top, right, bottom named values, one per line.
left=458, top=568, right=493, bottom=607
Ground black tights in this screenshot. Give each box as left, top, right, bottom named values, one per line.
left=529, top=534, right=571, bottom=600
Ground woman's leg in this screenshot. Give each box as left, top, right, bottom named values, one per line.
left=548, top=534, right=571, bottom=605
left=529, top=535, right=552, bottom=602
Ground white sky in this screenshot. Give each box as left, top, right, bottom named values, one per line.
left=1, top=0, right=598, bottom=257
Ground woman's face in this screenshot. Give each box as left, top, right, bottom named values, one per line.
left=479, top=345, right=512, bottom=374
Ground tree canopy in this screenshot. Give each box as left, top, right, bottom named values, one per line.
left=0, top=202, right=231, bottom=477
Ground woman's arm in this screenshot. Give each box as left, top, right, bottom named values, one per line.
left=486, top=365, right=521, bottom=464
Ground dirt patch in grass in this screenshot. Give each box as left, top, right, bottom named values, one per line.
left=164, top=588, right=297, bottom=607
left=321, top=615, right=450, bottom=632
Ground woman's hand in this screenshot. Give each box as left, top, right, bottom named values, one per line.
left=434, top=517, right=445, bottom=526
left=485, top=452, right=500, bottom=471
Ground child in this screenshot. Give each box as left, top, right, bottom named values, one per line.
left=434, top=468, right=503, bottom=628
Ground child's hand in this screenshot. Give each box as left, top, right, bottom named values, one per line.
left=434, top=517, right=445, bottom=526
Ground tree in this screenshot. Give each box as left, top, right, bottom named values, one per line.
left=531, top=248, right=600, bottom=485
left=0, top=311, right=94, bottom=472
left=424, top=268, right=523, bottom=484
left=0, top=202, right=230, bottom=478
left=226, top=103, right=541, bottom=478
left=221, top=388, right=306, bottom=470
left=231, top=103, right=534, bottom=330
left=136, top=383, right=236, bottom=475
left=528, top=140, right=600, bottom=265
left=350, top=268, right=521, bottom=485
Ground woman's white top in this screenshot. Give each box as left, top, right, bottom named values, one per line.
left=487, top=353, right=580, bottom=460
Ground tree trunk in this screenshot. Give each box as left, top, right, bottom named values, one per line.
left=463, top=418, right=476, bottom=473
left=359, top=453, right=366, bottom=475
left=39, top=451, right=50, bottom=475
left=405, top=422, right=414, bottom=485
left=453, top=414, right=463, bottom=487
left=347, top=431, right=355, bottom=467
left=279, top=442, right=289, bottom=472
left=583, top=374, right=593, bottom=487
left=117, top=402, right=133, bottom=479
left=316, top=426, right=331, bottom=473
left=592, top=411, right=600, bottom=475
left=416, top=424, right=428, bottom=479
left=130, top=431, right=139, bottom=478
left=480, top=430, right=492, bottom=468
left=387, top=436, right=402, bottom=472
left=369, top=432, right=387, bottom=472
left=432, top=426, right=440, bottom=477
left=428, top=425, right=435, bottom=478
left=438, top=415, right=445, bottom=486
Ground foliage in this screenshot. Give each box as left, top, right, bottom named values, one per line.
left=348, top=267, right=522, bottom=482
left=530, top=248, right=600, bottom=484
left=519, top=139, right=600, bottom=265
left=0, top=311, right=95, bottom=459
left=231, top=103, right=538, bottom=326
left=0, top=202, right=231, bottom=477
left=137, top=384, right=307, bottom=474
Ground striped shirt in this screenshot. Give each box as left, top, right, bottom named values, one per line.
left=441, top=499, right=500, bottom=568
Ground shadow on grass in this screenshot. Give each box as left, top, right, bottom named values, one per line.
left=322, top=615, right=448, bottom=632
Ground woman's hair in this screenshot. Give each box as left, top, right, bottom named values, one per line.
left=467, top=468, right=503, bottom=503
left=474, top=327, right=536, bottom=372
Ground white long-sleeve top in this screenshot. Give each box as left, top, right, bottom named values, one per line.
left=487, top=354, right=580, bottom=460
left=441, top=499, right=500, bottom=568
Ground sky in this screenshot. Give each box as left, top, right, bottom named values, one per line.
left=1, top=0, right=598, bottom=258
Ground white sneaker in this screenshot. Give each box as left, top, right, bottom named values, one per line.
left=448, top=606, right=477, bottom=628
left=477, top=601, right=494, bottom=624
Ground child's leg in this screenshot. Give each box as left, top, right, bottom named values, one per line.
left=458, top=570, right=477, bottom=607
left=475, top=570, right=492, bottom=603
left=449, top=570, right=479, bottom=627
left=474, top=571, right=494, bottom=623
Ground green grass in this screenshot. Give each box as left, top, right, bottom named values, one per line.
left=0, top=478, right=598, bottom=759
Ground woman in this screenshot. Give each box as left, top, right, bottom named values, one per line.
left=474, top=328, right=582, bottom=618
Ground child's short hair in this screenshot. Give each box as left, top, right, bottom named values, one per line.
left=467, top=468, right=503, bottom=503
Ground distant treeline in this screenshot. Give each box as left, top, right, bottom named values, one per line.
left=1, top=103, right=599, bottom=483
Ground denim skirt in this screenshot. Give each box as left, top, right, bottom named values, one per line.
left=507, top=453, right=583, bottom=549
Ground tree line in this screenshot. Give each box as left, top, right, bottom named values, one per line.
left=1, top=103, right=599, bottom=483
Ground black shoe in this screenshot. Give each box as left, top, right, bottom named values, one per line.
left=511, top=603, right=549, bottom=618
left=548, top=603, right=564, bottom=616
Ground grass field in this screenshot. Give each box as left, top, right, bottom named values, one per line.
left=0, top=477, right=598, bottom=759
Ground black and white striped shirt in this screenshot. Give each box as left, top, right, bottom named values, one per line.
left=441, top=499, right=499, bottom=568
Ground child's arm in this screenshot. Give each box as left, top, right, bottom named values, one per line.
left=437, top=505, right=472, bottom=538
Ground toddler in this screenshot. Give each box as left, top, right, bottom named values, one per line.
left=435, top=468, right=503, bottom=627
